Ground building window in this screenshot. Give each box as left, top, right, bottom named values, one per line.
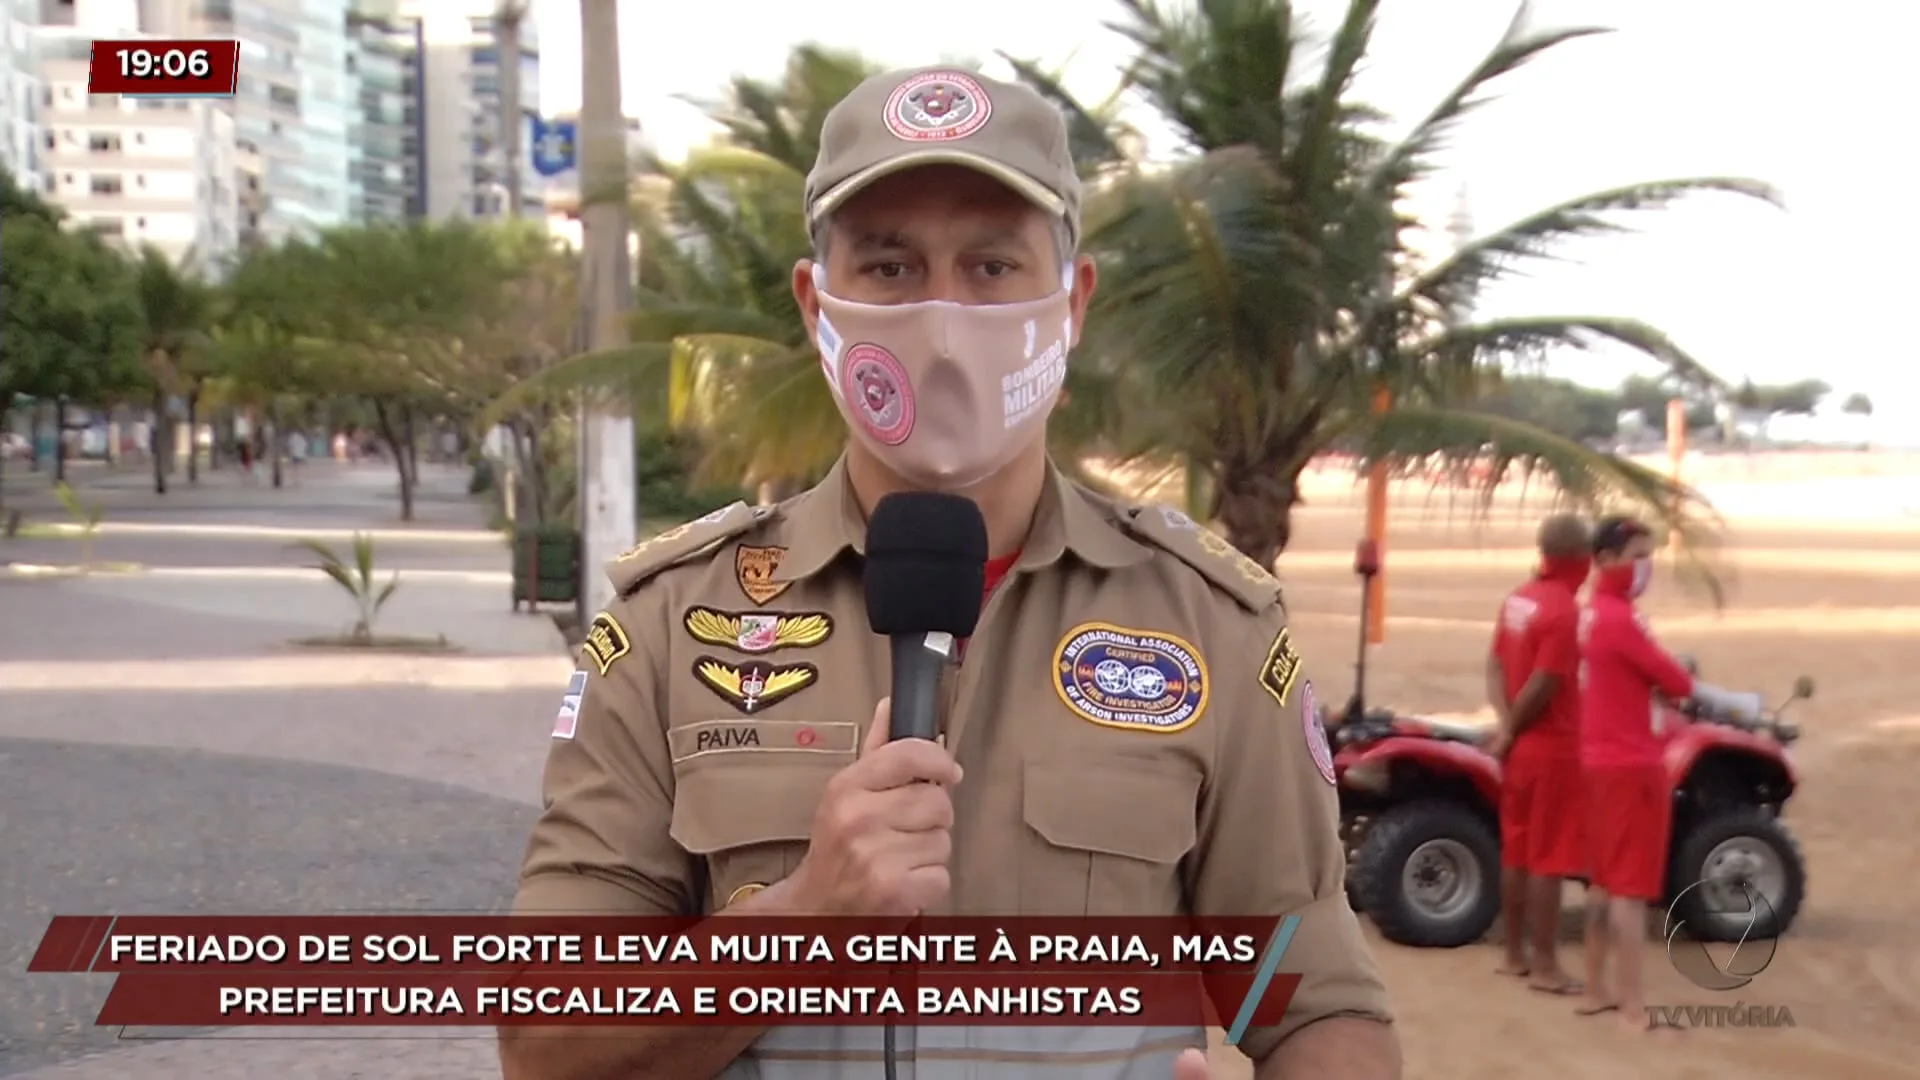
left=134, top=131, right=144, bottom=145
left=88, top=131, right=121, bottom=152
left=269, top=84, right=299, bottom=109
left=90, top=174, right=122, bottom=195
left=134, top=174, right=145, bottom=188
left=136, top=216, right=147, bottom=228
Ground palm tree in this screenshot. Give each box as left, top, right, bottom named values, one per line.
left=1047, top=0, right=1777, bottom=564
left=130, top=245, right=217, bottom=493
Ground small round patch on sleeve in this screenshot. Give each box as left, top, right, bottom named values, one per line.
left=1302, top=680, right=1336, bottom=784
left=1052, top=622, right=1209, bottom=733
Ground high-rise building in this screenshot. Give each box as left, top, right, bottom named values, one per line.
left=30, top=25, right=239, bottom=266
left=0, top=0, right=46, bottom=184
left=400, top=0, right=540, bottom=221
left=137, top=0, right=355, bottom=244
left=346, top=0, right=423, bottom=223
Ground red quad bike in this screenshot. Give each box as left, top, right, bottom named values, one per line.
left=1325, top=539, right=1813, bottom=948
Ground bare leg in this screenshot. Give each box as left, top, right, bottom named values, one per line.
left=1525, top=876, right=1580, bottom=992
left=1497, top=866, right=1531, bottom=975
left=1575, top=886, right=1616, bottom=1015
left=1609, top=896, right=1652, bottom=1030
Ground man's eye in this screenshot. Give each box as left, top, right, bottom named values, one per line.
left=979, top=261, right=1014, bottom=278
left=868, top=262, right=910, bottom=279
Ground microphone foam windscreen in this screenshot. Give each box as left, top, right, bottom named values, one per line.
left=863, top=491, right=990, bottom=637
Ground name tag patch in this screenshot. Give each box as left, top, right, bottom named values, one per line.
left=668, top=720, right=858, bottom=762
left=1053, top=622, right=1209, bottom=733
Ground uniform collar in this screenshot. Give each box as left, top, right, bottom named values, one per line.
left=771, top=453, right=1151, bottom=584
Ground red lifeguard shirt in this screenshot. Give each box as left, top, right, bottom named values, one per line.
left=1578, top=573, right=1695, bottom=769
left=1489, top=562, right=1584, bottom=753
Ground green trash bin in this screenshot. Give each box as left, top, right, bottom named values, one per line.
left=511, top=524, right=581, bottom=609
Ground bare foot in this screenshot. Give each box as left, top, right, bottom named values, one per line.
left=1528, top=975, right=1584, bottom=997
left=1574, top=998, right=1618, bottom=1017
left=1495, top=960, right=1530, bottom=978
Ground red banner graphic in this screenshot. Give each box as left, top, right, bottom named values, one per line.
left=34, top=915, right=1281, bottom=974
left=95, top=970, right=1301, bottom=1028
left=86, top=39, right=240, bottom=96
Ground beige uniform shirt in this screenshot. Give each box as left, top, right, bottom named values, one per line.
left=517, top=457, right=1393, bottom=1077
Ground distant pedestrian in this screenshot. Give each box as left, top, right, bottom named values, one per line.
left=287, top=431, right=308, bottom=485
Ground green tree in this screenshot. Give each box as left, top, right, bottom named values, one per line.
left=129, top=244, right=218, bottom=493
left=1732, top=377, right=1829, bottom=415
left=220, top=221, right=515, bottom=517
left=1841, top=392, right=1872, bottom=416
left=0, top=168, right=146, bottom=490
left=1043, top=0, right=1776, bottom=564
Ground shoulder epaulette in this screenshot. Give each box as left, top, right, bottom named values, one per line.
left=607, top=501, right=771, bottom=598
left=1121, top=504, right=1283, bottom=613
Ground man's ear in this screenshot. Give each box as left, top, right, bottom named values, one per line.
left=1067, top=253, right=1097, bottom=349
left=793, top=259, right=821, bottom=341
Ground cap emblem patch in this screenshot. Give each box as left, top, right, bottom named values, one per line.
left=884, top=71, right=991, bottom=142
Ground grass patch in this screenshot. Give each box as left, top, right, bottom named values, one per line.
left=289, top=633, right=461, bottom=654
left=2, top=560, right=144, bottom=577
left=6, top=522, right=80, bottom=540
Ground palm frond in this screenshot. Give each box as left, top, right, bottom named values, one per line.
left=1354, top=404, right=1727, bottom=605
left=1403, top=314, right=1730, bottom=393
left=1398, top=178, right=1784, bottom=318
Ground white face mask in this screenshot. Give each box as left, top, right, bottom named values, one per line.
left=1629, top=555, right=1653, bottom=598
left=811, top=265, right=1075, bottom=491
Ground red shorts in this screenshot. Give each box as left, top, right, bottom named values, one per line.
left=1499, top=746, right=1585, bottom=877
left=1583, top=763, right=1672, bottom=901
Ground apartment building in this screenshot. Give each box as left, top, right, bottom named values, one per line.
left=346, top=0, right=423, bottom=222
left=32, top=26, right=239, bottom=265
left=400, top=0, right=540, bottom=221
left=0, top=0, right=44, bottom=182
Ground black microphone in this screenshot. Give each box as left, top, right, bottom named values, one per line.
left=863, top=492, right=990, bottom=742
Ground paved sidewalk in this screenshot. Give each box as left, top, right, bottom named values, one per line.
left=0, top=463, right=572, bottom=1078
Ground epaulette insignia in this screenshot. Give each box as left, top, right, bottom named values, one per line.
left=607, top=502, right=771, bottom=598
left=1122, top=504, right=1282, bottom=613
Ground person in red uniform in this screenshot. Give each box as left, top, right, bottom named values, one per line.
left=1574, top=515, right=1693, bottom=1031
left=1485, top=513, right=1590, bottom=995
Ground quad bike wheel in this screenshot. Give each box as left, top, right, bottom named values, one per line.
left=1666, top=806, right=1806, bottom=942
left=1352, top=800, right=1502, bottom=948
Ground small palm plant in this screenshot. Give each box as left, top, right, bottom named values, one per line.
left=297, top=532, right=400, bottom=644
left=52, top=481, right=104, bottom=567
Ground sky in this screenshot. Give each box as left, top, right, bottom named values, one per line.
left=527, top=0, right=1920, bottom=429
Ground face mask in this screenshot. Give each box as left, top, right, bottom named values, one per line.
left=1629, top=555, right=1653, bottom=598
left=811, top=265, right=1075, bottom=491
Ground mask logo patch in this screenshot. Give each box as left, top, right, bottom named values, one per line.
left=842, top=342, right=915, bottom=446
left=883, top=71, right=991, bottom=143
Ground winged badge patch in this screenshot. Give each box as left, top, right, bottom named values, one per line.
left=692, top=657, right=818, bottom=713
left=684, top=607, right=832, bottom=654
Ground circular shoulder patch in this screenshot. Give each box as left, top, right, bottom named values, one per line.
left=840, top=342, right=915, bottom=446
left=884, top=70, right=992, bottom=142
left=1053, top=622, right=1209, bottom=733
left=1302, top=680, right=1335, bottom=784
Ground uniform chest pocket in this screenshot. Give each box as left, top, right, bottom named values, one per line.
left=668, top=753, right=837, bottom=914
left=1019, top=757, right=1201, bottom=916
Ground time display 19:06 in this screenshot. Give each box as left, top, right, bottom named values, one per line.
left=119, top=47, right=212, bottom=81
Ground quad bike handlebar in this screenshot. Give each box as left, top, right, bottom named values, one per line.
left=1680, top=672, right=1815, bottom=744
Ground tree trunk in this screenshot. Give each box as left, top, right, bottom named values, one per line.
left=269, top=400, right=285, bottom=489
left=372, top=398, right=414, bottom=521
left=53, top=398, right=68, bottom=484
left=150, top=387, right=168, bottom=494
left=28, top=399, right=45, bottom=472
left=402, top=404, right=419, bottom=490
left=1214, top=465, right=1302, bottom=571
left=0, top=391, right=11, bottom=515
left=186, top=382, right=202, bottom=483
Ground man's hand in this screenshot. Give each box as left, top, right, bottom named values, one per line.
left=1484, top=725, right=1514, bottom=760
left=1174, top=1048, right=1211, bottom=1079
left=783, top=698, right=961, bottom=916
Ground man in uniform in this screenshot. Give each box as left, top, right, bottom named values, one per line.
left=500, top=66, right=1399, bottom=1080
left=1485, top=513, right=1589, bottom=996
